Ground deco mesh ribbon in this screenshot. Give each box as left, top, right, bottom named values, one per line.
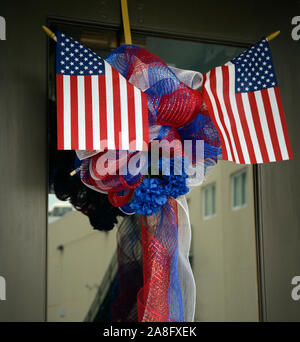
left=53, top=30, right=293, bottom=321
left=76, top=45, right=222, bottom=322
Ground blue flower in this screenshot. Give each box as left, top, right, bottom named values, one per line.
left=129, top=178, right=167, bottom=216
left=163, top=174, right=189, bottom=199
left=159, top=157, right=189, bottom=199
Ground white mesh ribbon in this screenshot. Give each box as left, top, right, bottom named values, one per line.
left=169, top=66, right=203, bottom=90
left=176, top=195, right=196, bottom=322
left=129, top=66, right=203, bottom=92
left=76, top=150, right=100, bottom=160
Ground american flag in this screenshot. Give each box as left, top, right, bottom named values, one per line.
left=203, top=38, right=293, bottom=164
left=55, top=32, right=149, bottom=151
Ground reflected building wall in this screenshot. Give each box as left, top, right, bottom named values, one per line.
left=47, top=211, right=117, bottom=322
left=188, top=161, right=258, bottom=321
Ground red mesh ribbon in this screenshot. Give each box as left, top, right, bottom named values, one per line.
left=138, top=198, right=181, bottom=322
left=156, top=85, right=203, bottom=127
left=107, top=45, right=204, bottom=127
left=80, top=152, right=145, bottom=207
left=108, top=189, right=135, bottom=208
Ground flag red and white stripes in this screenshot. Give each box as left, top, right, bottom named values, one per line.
left=203, top=63, right=293, bottom=164
left=56, top=61, right=149, bottom=151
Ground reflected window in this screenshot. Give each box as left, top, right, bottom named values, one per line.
left=202, top=183, right=216, bottom=219
left=232, top=169, right=247, bottom=209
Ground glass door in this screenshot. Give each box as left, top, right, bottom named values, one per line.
left=47, top=20, right=259, bottom=322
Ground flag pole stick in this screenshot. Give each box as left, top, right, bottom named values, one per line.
left=120, top=0, right=132, bottom=45
left=266, top=30, right=280, bottom=42
left=70, top=167, right=82, bottom=177
left=42, top=25, right=57, bottom=42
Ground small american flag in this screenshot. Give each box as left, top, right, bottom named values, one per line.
left=56, top=32, right=149, bottom=151
left=203, top=38, right=293, bottom=164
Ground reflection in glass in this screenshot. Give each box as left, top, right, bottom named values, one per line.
left=203, top=183, right=216, bottom=219
left=232, top=169, right=247, bottom=209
